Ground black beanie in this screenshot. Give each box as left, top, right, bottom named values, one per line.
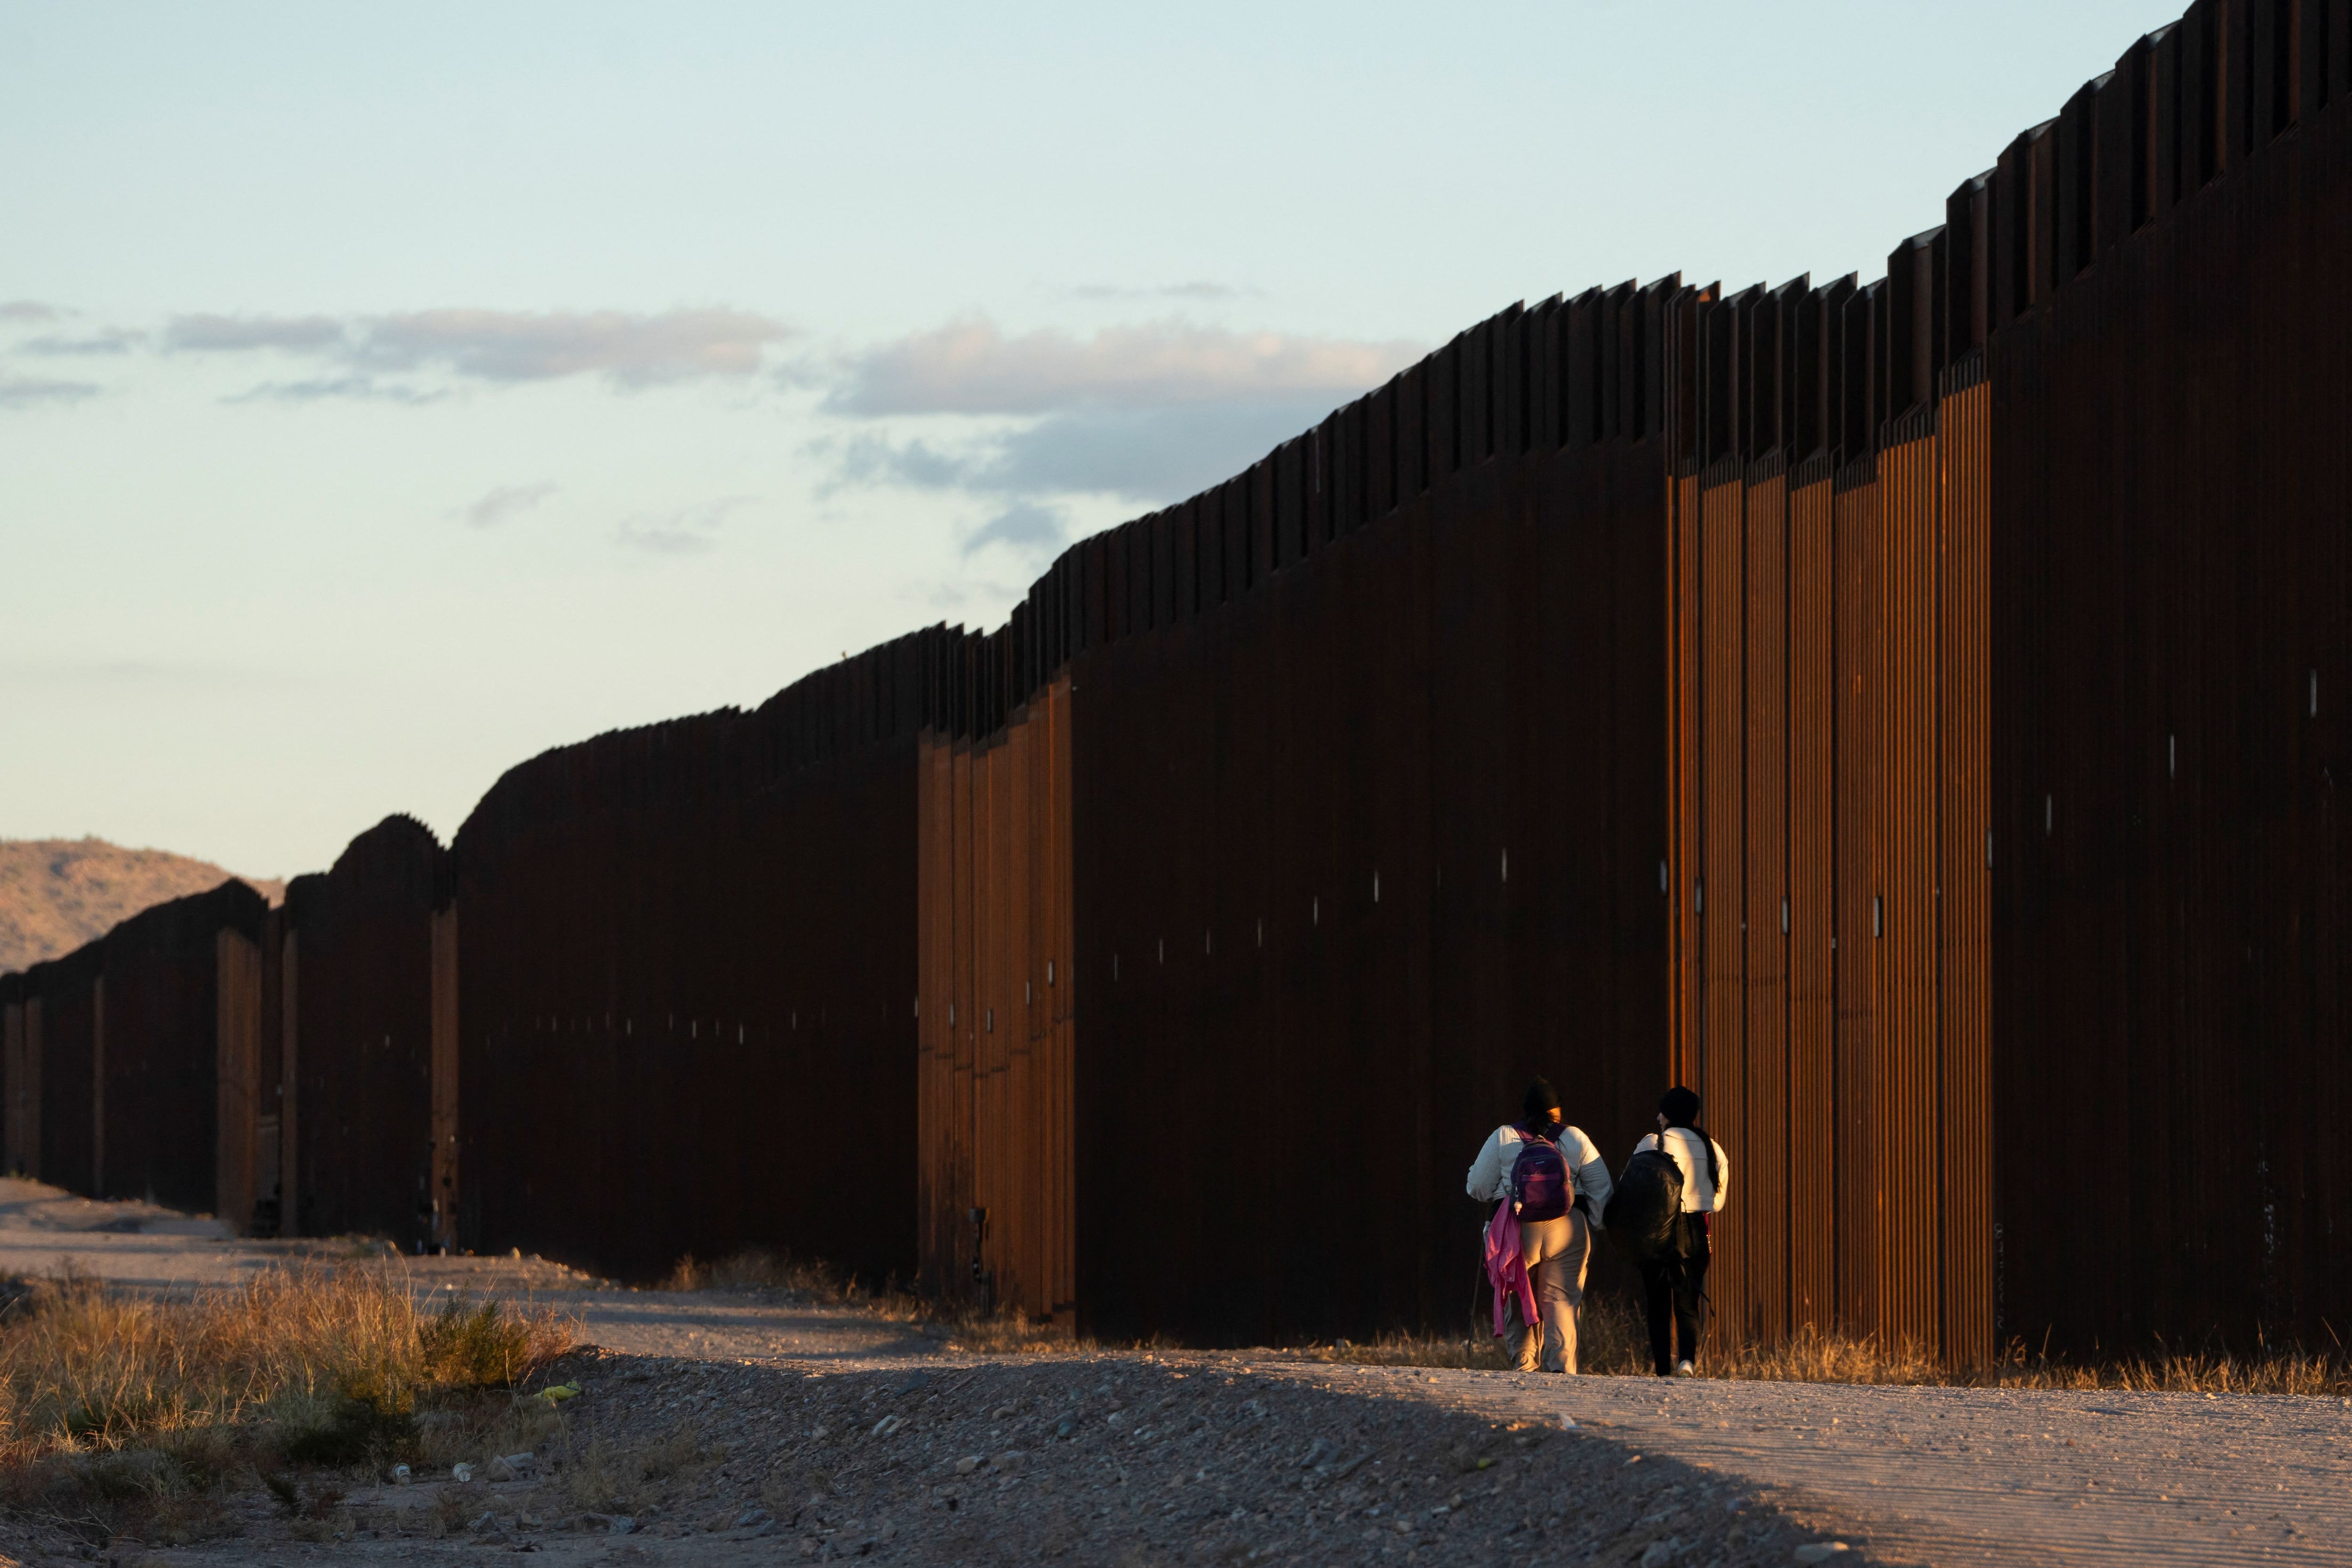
left=1522, top=1077, right=1561, bottom=1124
left=1659, top=1085, right=1701, bottom=1127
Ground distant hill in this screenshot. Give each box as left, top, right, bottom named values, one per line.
left=0, top=838, right=286, bottom=975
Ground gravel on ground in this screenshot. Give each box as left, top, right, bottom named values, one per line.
left=2, top=1179, right=2347, bottom=1567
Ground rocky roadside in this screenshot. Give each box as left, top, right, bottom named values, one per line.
left=111, top=1346, right=1876, bottom=1567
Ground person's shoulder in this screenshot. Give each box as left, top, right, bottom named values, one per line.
left=1561, top=1124, right=1602, bottom=1154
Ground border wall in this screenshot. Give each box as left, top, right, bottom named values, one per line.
left=279, top=815, right=452, bottom=1246
left=3, top=0, right=2345, bottom=1364
left=447, top=629, right=942, bottom=1286
left=1987, top=1, right=2352, bottom=1354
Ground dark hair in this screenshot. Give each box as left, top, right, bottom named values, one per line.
left=1519, top=1077, right=1562, bottom=1140
left=1658, top=1085, right=1721, bottom=1191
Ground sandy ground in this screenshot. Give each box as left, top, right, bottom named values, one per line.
left=0, top=1179, right=2347, bottom=1566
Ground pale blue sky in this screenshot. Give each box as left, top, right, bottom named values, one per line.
left=2, top=0, right=2172, bottom=879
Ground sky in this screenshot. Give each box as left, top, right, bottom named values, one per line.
left=1, top=0, right=2177, bottom=879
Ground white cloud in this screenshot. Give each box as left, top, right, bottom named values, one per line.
left=456, top=483, right=558, bottom=529
left=224, top=374, right=445, bottom=406
left=616, top=495, right=754, bottom=555
left=167, top=313, right=346, bottom=352
left=1062, top=281, right=1262, bottom=302
left=822, top=397, right=1335, bottom=507
left=168, top=307, right=790, bottom=394
left=828, top=316, right=1420, bottom=416
left=359, top=309, right=787, bottom=386
left=21, top=328, right=145, bottom=356
left=961, top=499, right=1068, bottom=560
left=0, top=375, right=102, bottom=409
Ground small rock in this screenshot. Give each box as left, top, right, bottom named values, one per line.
left=487, top=1452, right=537, bottom=1482
left=992, top=1450, right=1026, bottom=1472
left=516, top=1513, right=543, bottom=1530
left=871, top=1414, right=903, bottom=1437
left=738, top=1507, right=774, bottom=1529
left=452, top=1462, right=476, bottom=1483
left=1640, top=1540, right=1682, bottom=1568
left=955, top=1455, right=983, bottom=1474
left=1793, top=1546, right=1851, bottom=1565
left=609, top=1516, right=638, bottom=1536
left=1054, top=1419, right=1075, bottom=1441
left=992, top=1404, right=1017, bottom=1420
left=577, top=1514, right=612, bottom=1532
left=895, top=1370, right=931, bottom=1395
left=392, top=1464, right=413, bottom=1485
left=1300, top=1436, right=1337, bottom=1469
left=469, top=1512, right=500, bottom=1534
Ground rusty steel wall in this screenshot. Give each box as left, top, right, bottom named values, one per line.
left=450, top=631, right=937, bottom=1285
left=1987, top=0, right=2352, bottom=1356
left=1670, top=0, right=2350, bottom=1363
left=214, top=924, right=265, bottom=1235
left=0, top=0, right=2338, bottom=1364
left=914, top=680, right=1075, bottom=1322
left=0, top=973, right=27, bottom=1178
left=93, top=882, right=267, bottom=1218
left=280, top=815, right=449, bottom=1245
left=1063, top=288, right=1677, bottom=1343
left=1669, top=174, right=2002, bottom=1355
left=21, top=946, right=99, bottom=1195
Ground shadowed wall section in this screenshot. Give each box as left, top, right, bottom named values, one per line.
left=94, top=882, right=267, bottom=1220
left=1987, top=16, right=2352, bottom=1355
left=280, top=815, right=451, bottom=1246
left=449, top=635, right=937, bottom=1285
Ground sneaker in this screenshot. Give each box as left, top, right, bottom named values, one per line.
left=1673, top=1360, right=1697, bottom=1378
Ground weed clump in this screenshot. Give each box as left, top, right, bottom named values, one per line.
left=0, top=1264, right=575, bottom=1541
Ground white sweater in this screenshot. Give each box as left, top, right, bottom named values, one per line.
left=1465, top=1123, right=1614, bottom=1227
left=1633, top=1127, right=1731, bottom=1213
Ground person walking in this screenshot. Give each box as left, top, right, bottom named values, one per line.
left=1630, top=1085, right=1730, bottom=1377
left=1466, top=1077, right=1614, bottom=1374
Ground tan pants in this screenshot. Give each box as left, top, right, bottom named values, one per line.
left=1510, top=1208, right=1591, bottom=1374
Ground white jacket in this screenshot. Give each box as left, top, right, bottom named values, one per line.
left=1633, top=1127, right=1731, bottom=1213
left=1466, top=1123, right=1614, bottom=1227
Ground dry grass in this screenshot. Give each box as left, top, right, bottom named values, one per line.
left=1308, top=1299, right=2352, bottom=1396
left=1295, top=1294, right=1653, bottom=1374
left=1724, top=1322, right=2352, bottom=1396
left=664, top=1246, right=2352, bottom=1397
left=0, top=1265, right=576, bottom=1546
left=662, top=1246, right=1085, bottom=1354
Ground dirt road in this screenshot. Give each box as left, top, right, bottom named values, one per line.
left=2, top=1179, right=2346, bottom=1566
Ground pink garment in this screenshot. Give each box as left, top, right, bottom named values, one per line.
left=1484, top=1200, right=1538, bottom=1337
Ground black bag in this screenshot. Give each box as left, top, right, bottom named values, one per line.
left=1604, top=1140, right=1686, bottom=1268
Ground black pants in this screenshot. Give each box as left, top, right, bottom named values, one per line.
left=1640, top=1213, right=1710, bottom=1374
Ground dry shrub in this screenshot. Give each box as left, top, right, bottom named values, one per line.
left=0, top=1262, right=576, bottom=1526
left=663, top=1246, right=1083, bottom=1353
left=1302, top=1293, right=1650, bottom=1374
left=1726, top=1323, right=2352, bottom=1396
left=556, top=1434, right=649, bottom=1516
left=938, top=1307, right=1089, bottom=1356
left=638, top=1422, right=720, bottom=1481
left=660, top=1248, right=851, bottom=1299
